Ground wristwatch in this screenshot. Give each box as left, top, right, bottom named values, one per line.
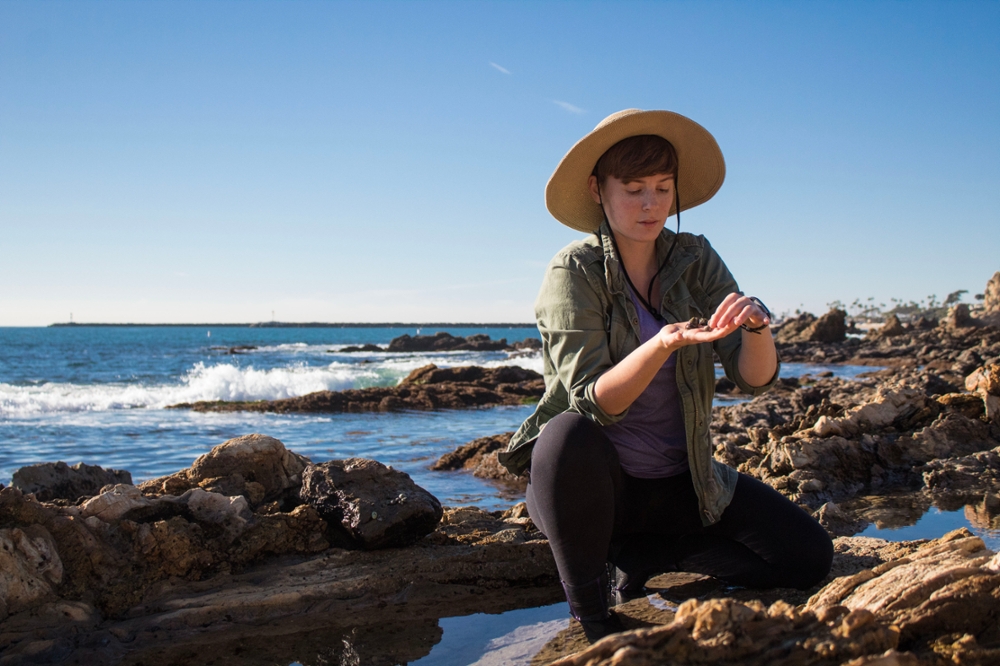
left=741, top=296, right=771, bottom=334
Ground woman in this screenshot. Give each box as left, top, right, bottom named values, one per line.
left=498, top=109, right=833, bottom=642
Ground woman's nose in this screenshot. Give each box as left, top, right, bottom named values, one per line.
left=641, top=191, right=655, bottom=209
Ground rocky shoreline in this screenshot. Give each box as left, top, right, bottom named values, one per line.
left=4, top=292, right=1000, bottom=664
left=169, top=363, right=545, bottom=414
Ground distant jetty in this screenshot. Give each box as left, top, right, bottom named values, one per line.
left=48, top=321, right=537, bottom=328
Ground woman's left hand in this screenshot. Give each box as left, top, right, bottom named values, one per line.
left=709, top=293, right=770, bottom=332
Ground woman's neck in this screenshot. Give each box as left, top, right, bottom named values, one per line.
left=614, top=235, right=659, bottom=297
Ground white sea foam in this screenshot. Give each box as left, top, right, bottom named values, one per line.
left=0, top=352, right=544, bottom=417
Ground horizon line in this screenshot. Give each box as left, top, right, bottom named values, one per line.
left=44, top=321, right=538, bottom=329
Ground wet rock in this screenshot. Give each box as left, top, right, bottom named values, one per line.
left=814, top=501, right=870, bottom=537
left=300, top=459, right=443, bottom=549
left=11, top=462, right=132, bottom=503
left=512, top=337, right=543, bottom=351
left=430, top=432, right=525, bottom=489
left=169, top=364, right=544, bottom=414
left=336, top=343, right=383, bottom=352
left=138, top=434, right=309, bottom=508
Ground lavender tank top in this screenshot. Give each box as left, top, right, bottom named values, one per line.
left=603, top=289, right=689, bottom=479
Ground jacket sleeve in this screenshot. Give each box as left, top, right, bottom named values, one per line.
left=535, top=256, right=627, bottom=425
left=697, top=237, right=780, bottom=396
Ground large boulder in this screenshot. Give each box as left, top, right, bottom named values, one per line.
left=11, top=462, right=132, bottom=503
left=300, top=458, right=442, bottom=549
left=139, top=434, right=309, bottom=508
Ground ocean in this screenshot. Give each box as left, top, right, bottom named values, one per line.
left=0, top=325, right=992, bottom=542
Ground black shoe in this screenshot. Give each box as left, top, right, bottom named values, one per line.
left=562, top=570, right=625, bottom=643
left=610, top=564, right=650, bottom=605
left=578, top=610, right=625, bottom=643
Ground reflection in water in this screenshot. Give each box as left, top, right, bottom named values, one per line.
left=859, top=499, right=1000, bottom=551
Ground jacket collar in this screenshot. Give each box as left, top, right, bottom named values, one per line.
left=596, top=220, right=702, bottom=303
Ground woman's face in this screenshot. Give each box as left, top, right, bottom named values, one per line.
left=588, top=173, right=675, bottom=246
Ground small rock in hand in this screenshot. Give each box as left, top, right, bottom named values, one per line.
left=686, top=317, right=711, bottom=330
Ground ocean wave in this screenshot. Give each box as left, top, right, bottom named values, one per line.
left=0, top=353, right=544, bottom=417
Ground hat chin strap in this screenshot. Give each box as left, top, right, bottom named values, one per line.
left=597, top=183, right=681, bottom=324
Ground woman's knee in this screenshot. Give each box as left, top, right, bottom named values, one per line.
left=532, top=412, right=616, bottom=473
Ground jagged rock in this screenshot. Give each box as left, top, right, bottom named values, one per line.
left=965, top=363, right=1000, bottom=424
left=984, top=271, right=1000, bottom=313
left=871, top=314, right=906, bottom=338
left=430, top=432, right=524, bottom=488
left=11, top=462, right=132, bottom=503
left=512, top=337, right=542, bottom=351
left=80, top=484, right=151, bottom=522
left=169, top=364, right=545, bottom=414
left=551, top=597, right=899, bottom=666
left=814, top=501, right=870, bottom=537
left=806, top=529, right=1000, bottom=646
left=300, top=459, right=442, bottom=549
left=138, top=434, right=309, bottom=508
left=0, top=526, right=63, bottom=621
left=921, top=445, right=1000, bottom=491
left=943, top=303, right=975, bottom=328
left=775, top=309, right=847, bottom=344
left=774, top=312, right=816, bottom=343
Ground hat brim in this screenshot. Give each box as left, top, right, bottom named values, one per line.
left=546, top=109, right=726, bottom=233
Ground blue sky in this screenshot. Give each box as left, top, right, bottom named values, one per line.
left=2, top=0, right=998, bottom=325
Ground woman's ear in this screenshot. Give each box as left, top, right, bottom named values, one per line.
left=588, top=175, right=602, bottom=204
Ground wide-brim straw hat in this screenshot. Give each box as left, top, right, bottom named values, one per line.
left=546, top=109, right=726, bottom=233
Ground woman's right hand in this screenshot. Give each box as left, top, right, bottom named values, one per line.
left=655, top=315, right=742, bottom=354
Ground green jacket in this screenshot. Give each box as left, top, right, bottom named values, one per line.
left=498, top=222, right=779, bottom=525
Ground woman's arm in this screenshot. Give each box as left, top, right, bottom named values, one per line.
left=710, top=292, right=777, bottom=388
left=593, top=315, right=742, bottom=416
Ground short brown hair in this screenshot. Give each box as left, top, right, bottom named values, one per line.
left=592, top=134, right=678, bottom=184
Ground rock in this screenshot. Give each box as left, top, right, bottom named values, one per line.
left=300, top=459, right=443, bottom=549
left=943, top=303, right=975, bottom=328
left=965, top=363, right=1000, bottom=424
left=806, top=529, right=1000, bottom=646
left=814, top=501, right=870, bottom=537
left=80, top=484, right=152, bottom=523
left=11, top=462, right=132, bottom=503
left=775, top=309, right=847, bottom=344
left=0, top=526, right=63, bottom=621
left=170, top=364, right=545, bottom=414
left=550, top=597, right=900, bottom=666
left=139, top=434, right=309, bottom=507
left=431, top=433, right=526, bottom=490
left=336, top=343, right=383, bottom=352
left=982, top=271, right=1000, bottom=313
left=871, top=314, right=906, bottom=338
left=387, top=331, right=509, bottom=352
left=511, top=337, right=542, bottom=351
left=774, top=312, right=816, bottom=343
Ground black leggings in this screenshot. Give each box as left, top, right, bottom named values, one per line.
left=525, top=413, right=833, bottom=590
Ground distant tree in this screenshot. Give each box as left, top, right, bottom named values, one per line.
left=944, top=290, right=968, bottom=306
left=976, top=293, right=985, bottom=301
